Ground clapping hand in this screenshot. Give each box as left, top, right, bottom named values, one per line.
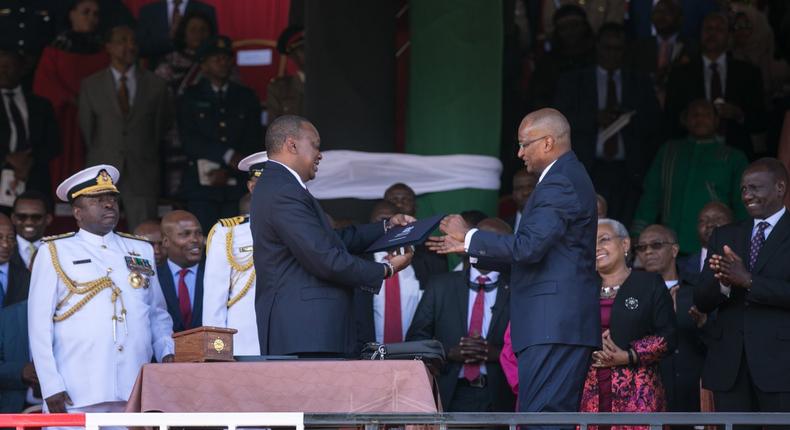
left=709, top=245, right=751, bottom=289
left=592, top=329, right=630, bottom=367
left=688, top=306, right=707, bottom=328
left=439, top=215, right=471, bottom=241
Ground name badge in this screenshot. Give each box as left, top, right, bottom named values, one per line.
left=239, top=246, right=253, bottom=253
left=72, top=259, right=91, bottom=265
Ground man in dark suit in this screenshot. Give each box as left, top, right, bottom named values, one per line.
left=135, top=0, right=216, bottom=62
left=0, top=212, right=30, bottom=307
left=407, top=217, right=515, bottom=412
left=0, top=50, right=58, bottom=200
left=507, top=169, right=538, bottom=230
left=178, top=35, right=262, bottom=232
left=665, top=12, right=765, bottom=160
left=695, top=158, right=790, bottom=414
left=637, top=224, right=706, bottom=421
left=251, top=115, right=414, bottom=357
left=0, top=300, right=40, bottom=412
left=384, top=183, right=448, bottom=281
left=678, top=201, right=734, bottom=278
left=430, top=108, right=600, bottom=424
left=157, top=210, right=204, bottom=332
left=554, top=23, right=660, bottom=227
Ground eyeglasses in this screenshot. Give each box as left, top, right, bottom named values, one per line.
left=518, top=136, right=547, bottom=150
left=634, top=241, right=676, bottom=253
left=12, top=213, right=44, bottom=222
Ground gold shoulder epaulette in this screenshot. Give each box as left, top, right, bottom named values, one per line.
left=117, top=232, right=151, bottom=242
left=42, top=232, right=76, bottom=242
left=219, top=215, right=247, bottom=227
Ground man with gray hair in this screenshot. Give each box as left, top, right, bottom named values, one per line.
left=429, top=108, right=600, bottom=425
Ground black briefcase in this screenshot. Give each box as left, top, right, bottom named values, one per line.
left=361, top=340, right=446, bottom=369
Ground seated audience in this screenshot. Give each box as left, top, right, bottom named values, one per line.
left=33, top=0, right=109, bottom=192
left=507, top=169, right=538, bottom=230
left=0, top=300, right=40, bottom=412
left=384, top=183, right=448, bottom=280
left=0, top=213, right=30, bottom=307
left=665, top=12, right=766, bottom=159
left=135, top=0, right=216, bottom=64
left=541, top=0, right=625, bottom=37
left=632, top=99, right=747, bottom=255
left=637, top=225, right=707, bottom=422
left=582, top=218, right=676, bottom=423
left=694, top=158, right=790, bottom=415
left=554, top=22, right=660, bottom=227
left=154, top=10, right=215, bottom=96
left=157, top=210, right=205, bottom=333
left=0, top=50, right=59, bottom=200
left=677, top=201, right=733, bottom=277
left=11, top=191, right=53, bottom=270
left=407, top=218, right=516, bottom=412
left=134, top=219, right=166, bottom=267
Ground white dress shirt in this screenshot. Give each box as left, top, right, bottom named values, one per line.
left=373, top=252, right=421, bottom=343
left=269, top=159, right=307, bottom=190
left=17, top=235, right=41, bottom=269
left=465, top=159, right=558, bottom=252
left=699, top=247, right=708, bottom=273
left=458, top=266, right=500, bottom=378
left=595, top=67, right=625, bottom=160
left=110, top=65, right=137, bottom=106
left=167, top=0, right=189, bottom=24
left=2, top=86, right=28, bottom=152
left=703, top=54, right=727, bottom=101
left=167, top=259, right=198, bottom=309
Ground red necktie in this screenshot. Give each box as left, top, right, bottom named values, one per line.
left=464, top=275, right=489, bottom=381
left=383, top=271, right=402, bottom=344
left=177, top=268, right=192, bottom=329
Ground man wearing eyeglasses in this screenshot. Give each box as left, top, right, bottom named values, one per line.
left=637, top=224, right=707, bottom=425
left=11, top=190, right=53, bottom=270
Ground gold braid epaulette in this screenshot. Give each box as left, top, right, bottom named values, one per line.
left=224, top=220, right=255, bottom=308
left=48, top=241, right=121, bottom=322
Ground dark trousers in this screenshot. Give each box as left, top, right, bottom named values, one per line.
left=448, top=379, right=494, bottom=412
left=517, top=344, right=593, bottom=430
left=714, top=350, right=790, bottom=427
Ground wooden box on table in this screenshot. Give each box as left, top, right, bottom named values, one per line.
left=172, top=326, right=238, bottom=362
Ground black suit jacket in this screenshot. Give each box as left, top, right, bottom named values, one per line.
left=3, top=252, right=31, bottom=308
left=251, top=161, right=386, bottom=355
left=406, top=270, right=515, bottom=412
left=694, top=212, right=790, bottom=392
left=628, top=35, right=699, bottom=79
left=553, top=66, right=661, bottom=180
left=678, top=251, right=703, bottom=280
left=156, top=260, right=205, bottom=332
left=0, top=300, right=31, bottom=413
left=660, top=274, right=706, bottom=413
left=0, top=91, right=59, bottom=196
left=608, top=270, right=677, bottom=352
left=665, top=55, right=765, bottom=159
left=136, top=0, right=216, bottom=60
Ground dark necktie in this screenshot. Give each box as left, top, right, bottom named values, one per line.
left=603, top=71, right=619, bottom=159
left=170, top=0, right=183, bottom=36
left=464, top=275, right=489, bottom=381
left=383, top=268, right=402, bottom=344
left=709, top=62, right=723, bottom=101
left=748, top=221, right=770, bottom=271
left=4, top=91, right=29, bottom=151
left=177, top=268, right=193, bottom=329
left=118, top=74, right=130, bottom=116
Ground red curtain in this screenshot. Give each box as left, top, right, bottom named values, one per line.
left=124, top=0, right=292, bottom=100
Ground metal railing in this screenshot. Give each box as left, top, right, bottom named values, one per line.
left=2, top=412, right=790, bottom=430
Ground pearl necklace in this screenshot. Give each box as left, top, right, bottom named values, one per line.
left=600, top=269, right=631, bottom=299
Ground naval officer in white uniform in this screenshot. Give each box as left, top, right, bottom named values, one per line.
left=202, top=151, right=267, bottom=355
left=28, top=164, right=174, bottom=415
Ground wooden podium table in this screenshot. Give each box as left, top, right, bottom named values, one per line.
left=125, top=361, right=438, bottom=413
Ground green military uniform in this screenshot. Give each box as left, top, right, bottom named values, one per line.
left=266, top=73, right=304, bottom=121
left=632, top=137, right=749, bottom=254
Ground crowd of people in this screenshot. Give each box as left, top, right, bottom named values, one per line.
left=0, top=0, right=788, bottom=427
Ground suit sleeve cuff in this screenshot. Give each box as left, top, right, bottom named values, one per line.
left=464, top=228, right=478, bottom=253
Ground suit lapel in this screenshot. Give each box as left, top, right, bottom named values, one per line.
left=754, top=213, right=790, bottom=273
left=193, top=260, right=205, bottom=325
left=456, top=273, right=470, bottom=336
left=487, top=282, right=508, bottom=339
left=158, top=264, right=183, bottom=329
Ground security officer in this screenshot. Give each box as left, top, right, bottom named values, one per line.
left=28, top=164, right=174, bottom=415
left=202, top=151, right=267, bottom=356
left=266, top=25, right=304, bottom=121
left=0, top=0, right=56, bottom=88
left=178, top=35, right=262, bottom=232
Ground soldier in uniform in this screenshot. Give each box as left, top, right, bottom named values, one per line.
left=178, top=35, right=262, bottom=232
left=266, top=25, right=304, bottom=121
left=28, top=164, right=174, bottom=415
left=0, top=0, right=56, bottom=88
left=202, top=151, right=267, bottom=356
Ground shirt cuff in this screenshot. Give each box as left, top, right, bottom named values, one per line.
left=464, top=228, right=478, bottom=253
left=719, top=282, right=732, bottom=298
left=222, top=149, right=235, bottom=165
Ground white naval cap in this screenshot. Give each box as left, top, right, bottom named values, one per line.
left=56, top=164, right=121, bottom=203
left=237, top=151, right=269, bottom=178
